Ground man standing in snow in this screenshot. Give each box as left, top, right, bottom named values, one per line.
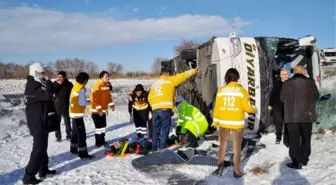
left=268, top=69, right=289, bottom=144
left=23, top=63, right=57, bottom=184
left=148, top=67, right=200, bottom=150
left=280, top=65, right=319, bottom=169
left=53, top=71, right=73, bottom=142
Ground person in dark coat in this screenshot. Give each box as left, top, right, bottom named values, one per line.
left=22, top=63, right=57, bottom=184
left=280, top=65, right=319, bottom=169
left=268, top=69, right=289, bottom=144
left=53, top=71, right=73, bottom=142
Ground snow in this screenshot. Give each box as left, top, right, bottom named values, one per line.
left=0, top=73, right=335, bottom=185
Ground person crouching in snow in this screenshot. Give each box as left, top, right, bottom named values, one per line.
left=128, top=84, right=152, bottom=138
left=175, top=95, right=208, bottom=148
left=69, top=72, right=94, bottom=160
left=90, top=71, right=115, bottom=147
left=211, top=68, right=256, bottom=178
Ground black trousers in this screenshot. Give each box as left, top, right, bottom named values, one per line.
left=287, top=123, right=313, bottom=164
left=272, top=110, right=284, bottom=140
left=92, top=114, right=107, bottom=146
left=133, top=110, right=148, bottom=138
left=70, top=118, right=89, bottom=157
left=25, top=134, right=49, bottom=177
left=55, top=113, right=72, bottom=139
left=183, top=131, right=198, bottom=148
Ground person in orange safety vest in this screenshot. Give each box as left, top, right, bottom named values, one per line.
left=89, top=71, right=115, bottom=147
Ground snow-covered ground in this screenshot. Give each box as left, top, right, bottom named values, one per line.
left=0, top=69, right=335, bottom=185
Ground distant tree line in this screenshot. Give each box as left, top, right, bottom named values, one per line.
left=0, top=59, right=157, bottom=79
left=0, top=40, right=201, bottom=79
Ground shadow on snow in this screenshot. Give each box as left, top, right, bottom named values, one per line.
left=0, top=121, right=135, bottom=185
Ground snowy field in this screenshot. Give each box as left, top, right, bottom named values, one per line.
left=0, top=67, right=335, bottom=185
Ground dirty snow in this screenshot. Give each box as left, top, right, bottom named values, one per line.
left=0, top=70, right=335, bottom=185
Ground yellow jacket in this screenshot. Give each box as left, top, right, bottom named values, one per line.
left=212, top=82, right=256, bottom=129
left=69, top=82, right=88, bottom=118
left=89, top=80, right=114, bottom=114
left=148, top=69, right=197, bottom=110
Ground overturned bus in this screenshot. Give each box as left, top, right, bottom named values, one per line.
left=162, top=33, right=322, bottom=136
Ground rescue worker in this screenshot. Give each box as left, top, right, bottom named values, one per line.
left=90, top=71, right=115, bottom=147
left=211, top=68, right=256, bottom=178
left=69, top=72, right=94, bottom=160
left=128, top=84, right=152, bottom=138
left=175, top=95, right=208, bottom=148
left=148, top=66, right=200, bottom=150
left=23, top=63, right=58, bottom=184
left=268, top=69, right=289, bottom=144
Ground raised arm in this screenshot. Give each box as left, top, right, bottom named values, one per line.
left=171, top=69, right=197, bottom=86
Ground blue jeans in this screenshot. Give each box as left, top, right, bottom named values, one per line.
left=152, top=109, right=172, bottom=150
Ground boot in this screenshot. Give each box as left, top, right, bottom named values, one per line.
left=70, top=145, right=78, bottom=155
left=205, top=126, right=216, bottom=135
left=101, top=133, right=107, bottom=146
left=39, top=169, right=56, bottom=179
left=79, top=151, right=94, bottom=160
left=22, top=172, right=42, bottom=185
left=286, top=162, right=302, bottom=169
left=233, top=171, right=246, bottom=178
left=212, top=165, right=224, bottom=176
left=95, top=134, right=103, bottom=147
left=302, top=159, right=309, bottom=166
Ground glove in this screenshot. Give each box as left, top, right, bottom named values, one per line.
left=148, top=112, right=153, bottom=120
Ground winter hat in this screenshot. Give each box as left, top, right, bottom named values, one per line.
left=29, top=62, right=46, bottom=77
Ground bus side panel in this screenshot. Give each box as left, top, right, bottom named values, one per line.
left=238, top=38, right=261, bottom=134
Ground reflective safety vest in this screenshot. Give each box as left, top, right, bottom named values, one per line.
left=69, top=82, right=87, bottom=118
left=89, top=80, right=114, bottom=114
left=212, top=82, right=256, bottom=129
left=148, top=69, right=197, bottom=110
left=176, top=101, right=208, bottom=137
left=128, top=90, right=150, bottom=112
